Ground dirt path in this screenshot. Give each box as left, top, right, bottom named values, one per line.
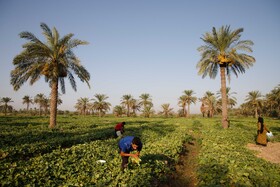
left=160, top=135, right=199, bottom=187
left=247, top=142, right=280, bottom=164
left=159, top=137, right=280, bottom=187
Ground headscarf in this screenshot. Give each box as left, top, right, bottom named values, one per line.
left=258, top=117, right=264, bottom=133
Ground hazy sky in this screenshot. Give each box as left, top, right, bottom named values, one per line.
left=0, top=0, right=279, bottom=114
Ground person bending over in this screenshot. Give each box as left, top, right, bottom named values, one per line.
left=115, top=122, right=125, bottom=138
left=118, top=136, right=142, bottom=171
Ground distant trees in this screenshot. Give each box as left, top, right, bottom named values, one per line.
left=0, top=97, right=14, bottom=115
left=22, top=95, right=33, bottom=111
left=34, top=94, right=46, bottom=116
left=245, top=91, right=263, bottom=118
left=264, top=84, right=280, bottom=117
left=92, top=94, right=111, bottom=117
left=113, top=105, right=125, bottom=117
left=182, top=90, right=197, bottom=117
left=159, top=104, right=173, bottom=118
left=200, top=91, right=217, bottom=118
left=75, top=97, right=91, bottom=115
left=121, top=94, right=133, bottom=117
left=178, top=95, right=188, bottom=117
left=1, top=83, right=279, bottom=118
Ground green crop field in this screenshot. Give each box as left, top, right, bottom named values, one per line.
left=0, top=115, right=279, bottom=186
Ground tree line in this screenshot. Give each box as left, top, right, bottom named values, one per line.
left=1, top=84, right=279, bottom=118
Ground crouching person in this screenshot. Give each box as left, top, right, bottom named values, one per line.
left=118, top=136, right=142, bottom=171
left=115, top=122, right=125, bottom=138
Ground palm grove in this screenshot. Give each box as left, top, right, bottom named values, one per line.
left=5, top=23, right=279, bottom=128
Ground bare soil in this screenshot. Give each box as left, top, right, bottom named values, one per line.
left=247, top=142, right=280, bottom=164
left=159, top=137, right=199, bottom=187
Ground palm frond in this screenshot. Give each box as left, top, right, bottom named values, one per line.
left=40, top=23, right=54, bottom=45
left=68, top=72, right=77, bottom=91
left=59, top=77, right=66, bottom=94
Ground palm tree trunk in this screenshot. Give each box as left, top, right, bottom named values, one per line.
left=255, top=107, right=258, bottom=118
left=4, top=104, right=7, bottom=116
left=182, top=106, right=186, bottom=117
left=127, top=106, right=130, bottom=117
left=220, top=66, right=228, bottom=128
left=49, top=79, right=58, bottom=128
left=187, top=103, right=190, bottom=117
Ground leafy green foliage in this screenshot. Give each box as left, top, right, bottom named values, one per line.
left=193, top=117, right=280, bottom=186
left=0, top=116, right=279, bottom=186
left=0, top=116, right=189, bottom=186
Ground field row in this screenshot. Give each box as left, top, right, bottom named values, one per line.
left=0, top=116, right=191, bottom=186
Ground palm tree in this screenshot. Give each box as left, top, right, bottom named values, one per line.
left=245, top=91, right=263, bottom=118
left=22, top=95, right=33, bottom=112
left=142, top=106, right=154, bottom=118
left=92, top=94, right=111, bottom=117
left=197, top=25, right=255, bottom=128
left=0, top=97, right=14, bottom=115
left=160, top=103, right=173, bottom=118
left=200, top=91, right=216, bottom=117
left=42, top=97, right=50, bottom=115
left=239, top=102, right=253, bottom=116
left=139, top=93, right=153, bottom=108
left=34, top=93, right=46, bottom=116
left=121, top=94, right=133, bottom=117
left=264, top=84, right=280, bottom=117
left=113, top=105, right=125, bottom=117
left=75, top=97, right=90, bottom=115
left=199, top=98, right=207, bottom=117
left=130, top=99, right=141, bottom=117
left=10, top=23, right=90, bottom=128
left=182, top=90, right=197, bottom=117
left=178, top=95, right=188, bottom=117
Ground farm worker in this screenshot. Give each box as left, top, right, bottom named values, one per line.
left=115, top=122, right=125, bottom=138
left=256, top=117, right=270, bottom=146
left=118, top=136, right=142, bottom=171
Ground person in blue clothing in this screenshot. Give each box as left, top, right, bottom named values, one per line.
left=118, top=136, right=142, bottom=171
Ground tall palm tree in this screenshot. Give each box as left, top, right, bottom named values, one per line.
left=160, top=103, right=173, bottom=118
left=121, top=94, right=133, bottom=117
left=197, top=25, right=255, bottom=128
left=10, top=23, right=90, bottom=128
left=22, top=95, right=33, bottom=111
left=245, top=91, right=263, bottom=118
left=0, top=97, right=14, bottom=115
left=92, top=94, right=111, bottom=117
left=75, top=97, right=90, bottom=115
left=182, top=90, right=197, bottom=117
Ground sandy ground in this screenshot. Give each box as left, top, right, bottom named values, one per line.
left=247, top=142, right=280, bottom=164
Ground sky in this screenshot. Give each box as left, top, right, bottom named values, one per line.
left=0, top=0, right=279, bottom=114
